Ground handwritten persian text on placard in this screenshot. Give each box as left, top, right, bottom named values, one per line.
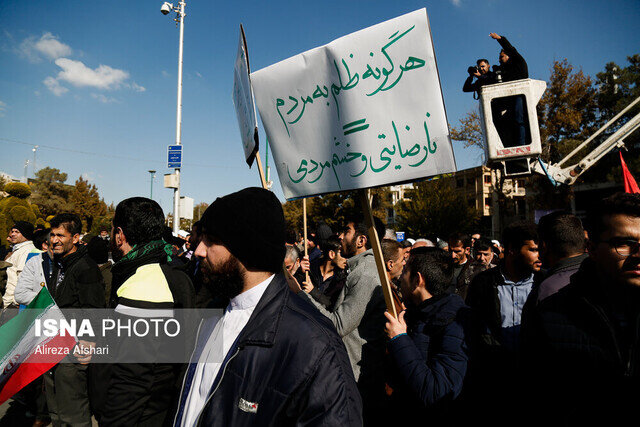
left=251, top=9, right=456, bottom=199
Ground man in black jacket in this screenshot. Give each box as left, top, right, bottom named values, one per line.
left=522, top=193, right=640, bottom=424
left=490, top=32, right=529, bottom=147
left=462, top=58, right=495, bottom=97
left=45, top=213, right=105, bottom=427
left=173, top=187, right=361, bottom=426
left=97, top=197, right=195, bottom=426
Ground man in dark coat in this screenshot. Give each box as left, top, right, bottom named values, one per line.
left=45, top=213, right=105, bottom=427
left=490, top=32, right=529, bottom=146
left=522, top=193, right=640, bottom=425
left=384, top=247, right=470, bottom=424
left=173, top=187, right=361, bottom=426
left=529, top=211, right=588, bottom=305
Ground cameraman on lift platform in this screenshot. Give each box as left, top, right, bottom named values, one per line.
left=463, top=58, right=496, bottom=98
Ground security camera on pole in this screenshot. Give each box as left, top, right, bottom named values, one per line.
left=160, top=1, right=186, bottom=234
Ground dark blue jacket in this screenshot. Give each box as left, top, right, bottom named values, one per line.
left=173, top=273, right=362, bottom=426
left=387, top=293, right=470, bottom=420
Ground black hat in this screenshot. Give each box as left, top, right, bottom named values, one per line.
left=200, top=187, right=285, bottom=273
left=12, top=221, right=34, bottom=241
left=315, top=222, right=333, bottom=243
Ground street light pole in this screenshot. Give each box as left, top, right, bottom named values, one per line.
left=23, top=160, right=29, bottom=183
left=32, top=145, right=38, bottom=177
left=148, top=170, right=156, bottom=199
left=161, top=1, right=186, bottom=234
left=172, top=0, right=186, bottom=234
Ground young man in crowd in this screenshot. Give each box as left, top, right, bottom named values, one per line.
left=464, top=221, right=541, bottom=425
left=448, top=233, right=487, bottom=299
left=384, top=247, right=470, bottom=423
left=522, top=193, right=640, bottom=424
left=467, top=222, right=541, bottom=355
left=295, top=214, right=387, bottom=424
left=529, top=211, right=587, bottom=304
left=174, top=187, right=361, bottom=426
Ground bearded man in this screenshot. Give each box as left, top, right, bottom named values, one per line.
left=173, top=187, right=361, bottom=426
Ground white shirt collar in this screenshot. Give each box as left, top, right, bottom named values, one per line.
left=227, top=274, right=274, bottom=311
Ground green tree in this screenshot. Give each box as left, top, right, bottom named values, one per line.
left=593, top=55, right=640, bottom=182
left=69, top=176, right=108, bottom=233
left=395, top=179, right=479, bottom=239
left=450, top=108, right=484, bottom=152
left=30, top=167, right=73, bottom=217
left=192, top=202, right=209, bottom=222
left=0, top=182, right=37, bottom=249
left=282, top=187, right=392, bottom=235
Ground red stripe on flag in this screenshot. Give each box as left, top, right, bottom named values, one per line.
left=620, top=152, right=640, bottom=194
left=0, top=333, right=76, bottom=404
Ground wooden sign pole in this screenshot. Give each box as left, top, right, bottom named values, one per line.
left=254, top=151, right=268, bottom=190
left=358, top=189, right=398, bottom=319
left=302, top=198, right=310, bottom=284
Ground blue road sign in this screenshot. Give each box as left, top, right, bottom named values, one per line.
left=396, top=231, right=405, bottom=242
left=168, top=145, right=183, bottom=168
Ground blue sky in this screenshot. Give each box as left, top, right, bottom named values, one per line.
left=1, top=0, right=638, bottom=215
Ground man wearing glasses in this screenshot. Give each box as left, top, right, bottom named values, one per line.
left=522, top=192, right=640, bottom=425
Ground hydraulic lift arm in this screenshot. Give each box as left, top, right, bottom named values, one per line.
left=531, top=96, right=640, bottom=186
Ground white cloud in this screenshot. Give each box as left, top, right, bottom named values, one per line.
left=43, top=76, right=68, bottom=96
left=195, top=71, right=203, bottom=78
left=54, top=58, right=129, bottom=90
left=129, top=82, right=146, bottom=92
left=81, top=172, right=95, bottom=182
left=0, top=100, right=6, bottom=117
left=450, top=0, right=462, bottom=6
left=35, top=32, right=72, bottom=60
left=162, top=70, right=170, bottom=78
left=91, top=93, right=118, bottom=103
left=20, top=32, right=72, bottom=62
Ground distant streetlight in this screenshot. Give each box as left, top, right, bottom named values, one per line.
left=32, top=145, right=38, bottom=177
left=23, top=159, right=29, bottom=183
left=160, top=1, right=186, bottom=234
left=148, top=170, right=157, bottom=199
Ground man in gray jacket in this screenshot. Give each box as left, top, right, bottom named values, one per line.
left=296, top=214, right=387, bottom=424
left=15, top=228, right=54, bottom=305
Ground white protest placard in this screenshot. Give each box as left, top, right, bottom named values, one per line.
left=250, top=8, right=456, bottom=200
left=232, top=25, right=259, bottom=166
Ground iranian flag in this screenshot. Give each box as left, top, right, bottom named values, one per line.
left=0, top=287, right=76, bottom=404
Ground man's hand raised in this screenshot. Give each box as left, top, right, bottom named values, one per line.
left=489, top=33, right=501, bottom=40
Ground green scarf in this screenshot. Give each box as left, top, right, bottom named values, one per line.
left=118, top=239, right=174, bottom=264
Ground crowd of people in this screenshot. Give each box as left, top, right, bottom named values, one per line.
left=0, top=188, right=639, bottom=426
